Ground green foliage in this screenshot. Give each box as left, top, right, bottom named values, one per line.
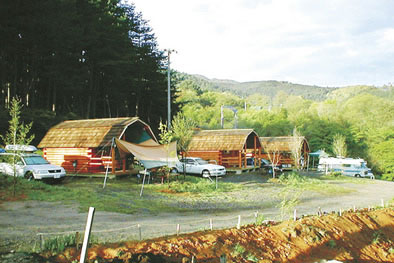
left=371, top=230, right=384, bottom=244
left=246, top=253, right=259, bottom=262
left=42, top=234, right=76, bottom=253
left=171, top=112, right=196, bottom=153
left=1, top=0, right=174, bottom=136
left=381, top=173, right=394, bottom=181
left=158, top=121, right=173, bottom=145
left=255, top=214, right=266, bottom=226
left=232, top=243, right=246, bottom=257
left=175, top=74, right=393, bottom=176
left=150, top=176, right=243, bottom=194
left=332, top=133, right=347, bottom=157
left=0, top=97, right=34, bottom=147
left=327, top=239, right=337, bottom=248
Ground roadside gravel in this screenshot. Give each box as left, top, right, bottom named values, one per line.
left=0, top=172, right=393, bottom=252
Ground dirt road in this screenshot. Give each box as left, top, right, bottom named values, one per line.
left=0, top=174, right=393, bottom=252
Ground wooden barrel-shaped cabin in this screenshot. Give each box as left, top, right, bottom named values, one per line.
left=187, top=129, right=262, bottom=168
left=38, top=117, right=157, bottom=174
left=260, top=136, right=310, bottom=169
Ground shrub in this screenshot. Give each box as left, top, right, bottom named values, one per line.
left=255, top=214, right=266, bottom=226
left=381, top=173, right=394, bottom=181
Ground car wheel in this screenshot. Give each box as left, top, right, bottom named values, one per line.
left=24, top=172, right=34, bottom=181
left=202, top=170, right=210, bottom=177
left=355, top=174, right=360, bottom=178
left=171, top=168, right=178, bottom=174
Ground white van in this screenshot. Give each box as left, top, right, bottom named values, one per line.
left=318, top=157, right=373, bottom=178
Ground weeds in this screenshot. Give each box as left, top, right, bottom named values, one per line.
left=246, top=253, right=259, bottom=262
left=255, top=214, right=266, bottom=226
left=372, top=230, right=383, bottom=244
left=231, top=243, right=246, bottom=257
left=42, top=234, right=76, bottom=253
left=327, top=239, right=337, bottom=248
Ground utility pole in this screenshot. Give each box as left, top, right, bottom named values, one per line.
left=164, top=49, right=176, bottom=130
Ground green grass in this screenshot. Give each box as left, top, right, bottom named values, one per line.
left=0, top=174, right=243, bottom=214
left=272, top=172, right=354, bottom=195
left=146, top=175, right=243, bottom=195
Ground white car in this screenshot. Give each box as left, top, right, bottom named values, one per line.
left=174, top=157, right=226, bottom=177
left=0, top=152, right=66, bottom=180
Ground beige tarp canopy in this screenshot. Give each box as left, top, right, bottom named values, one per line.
left=115, top=138, right=178, bottom=169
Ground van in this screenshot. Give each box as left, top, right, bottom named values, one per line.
left=318, top=157, right=372, bottom=178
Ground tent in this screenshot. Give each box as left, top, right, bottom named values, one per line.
left=102, top=138, right=179, bottom=196
left=115, top=138, right=178, bottom=169
left=308, top=149, right=329, bottom=169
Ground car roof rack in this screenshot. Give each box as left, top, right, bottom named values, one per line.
left=5, top=145, right=37, bottom=152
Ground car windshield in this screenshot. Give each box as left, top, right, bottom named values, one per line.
left=196, top=159, right=208, bottom=165
left=23, top=156, right=49, bottom=165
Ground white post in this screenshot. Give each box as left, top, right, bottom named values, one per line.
left=254, top=211, right=258, bottom=224
left=138, top=224, right=142, bottom=240
left=210, top=219, right=213, bottom=231
left=381, top=199, right=384, bottom=208
left=176, top=224, right=180, bottom=236
left=339, top=209, right=342, bottom=216
left=103, top=138, right=115, bottom=189
left=293, top=209, right=297, bottom=221
left=237, top=215, right=241, bottom=229
left=80, top=207, right=95, bottom=263
left=140, top=169, right=147, bottom=197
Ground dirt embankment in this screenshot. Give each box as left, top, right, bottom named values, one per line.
left=50, top=208, right=394, bottom=263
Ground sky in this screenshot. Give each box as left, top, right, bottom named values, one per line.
left=127, top=0, right=394, bottom=87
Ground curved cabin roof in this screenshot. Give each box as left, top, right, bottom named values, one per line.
left=188, top=129, right=261, bottom=151
left=260, top=136, right=310, bottom=153
left=38, top=117, right=156, bottom=148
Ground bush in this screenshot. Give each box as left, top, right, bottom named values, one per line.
left=327, top=171, right=343, bottom=177
left=381, top=173, right=394, bottom=181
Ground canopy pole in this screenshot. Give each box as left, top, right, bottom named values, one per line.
left=103, top=138, right=115, bottom=189
left=140, top=169, right=147, bottom=197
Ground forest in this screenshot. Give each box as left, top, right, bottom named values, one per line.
left=0, top=0, right=393, bottom=178
left=0, top=0, right=178, bottom=140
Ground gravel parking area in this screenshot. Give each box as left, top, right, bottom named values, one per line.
left=0, top=172, right=393, bottom=253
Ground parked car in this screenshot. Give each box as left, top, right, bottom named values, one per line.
left=0, top=145, right=66, bottom=180
left=260, top=158, right=283, bottom=175
left=174, top=157, right=226, bottom=177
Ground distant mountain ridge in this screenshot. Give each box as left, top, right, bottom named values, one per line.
left=180, top=73, right=393, bottom=102
left=185, top=74, right=337, bottom=101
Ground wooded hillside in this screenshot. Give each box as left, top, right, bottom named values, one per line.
left=175, top=73, right=394, bottom=177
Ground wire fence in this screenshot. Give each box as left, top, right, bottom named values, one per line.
left=35, top=198, right=391, bottom=249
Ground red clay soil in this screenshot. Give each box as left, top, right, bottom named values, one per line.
left=53, top=208, right=394, bottom=263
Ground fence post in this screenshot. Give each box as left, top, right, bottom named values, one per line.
left=80, top=207, right=95, bottom=263
left=220, top=254, right=227, bottom=263
left=210, top=219, right=213, bottom=231
left=39, top=234, right=44, bottom=251
left=237, top=215, right=241, bottom=229
left=176, top=224, right=180, bottom=236
left=381, top=199, right=384, bottom=208
left=293, top=209, right=297, bottom=221
left=339, top=209, right=342, bottom=216
left=138, top=224, right=142, bottom=241
left=254, top=211, right=258, bottom=224
left=353, top=205, right=356, bottom=212
left=191, top=255, right=196, bottom=263
left=75, top=232, right=80, bottom=250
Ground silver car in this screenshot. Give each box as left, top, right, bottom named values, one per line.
left=175, top=157, right=226, bottom=177
left=0, top=152, right=66, bottom=180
